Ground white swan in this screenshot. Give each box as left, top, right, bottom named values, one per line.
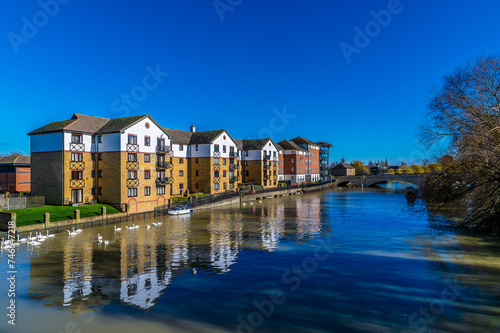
left=1, top=240, right=14, bottom=250
left=46, top=230, right=55, bottom=238
left=67, top=230, right=78, bottom=236
left=104, top=240, right=109, bottom=246
left=73, top=227, right=82, bottom=233
left=97, top=234, right=103, bottom=242
left=114, top=226, right=122, bottom=232
left=146, top=224, right=151, bottom=229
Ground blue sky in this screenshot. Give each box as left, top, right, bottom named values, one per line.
left=1, top=0, right=499, bottom=164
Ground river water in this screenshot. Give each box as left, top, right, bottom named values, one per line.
left=1, top=185, right=500, bottom=333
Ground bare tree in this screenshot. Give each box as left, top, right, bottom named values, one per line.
left=420, top=56, right=500, bottom=232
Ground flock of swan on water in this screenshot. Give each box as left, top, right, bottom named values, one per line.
left=0, top=221, right=164, bottom=250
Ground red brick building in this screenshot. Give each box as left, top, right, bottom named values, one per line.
left=0, top=155, right=31, bottom=193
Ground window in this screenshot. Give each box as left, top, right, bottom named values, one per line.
left=195, top=144, right=198, bottom=151
left=144, top=136, right=151, bottom=146
left=230, top=182, right=234, bottom=189
left=157, top=138, right=165, bottom=148
left=223, top=170, right=226, bottom=177
left=214, top=171, right=219, bottom=177
left=291, top=167, right=294, bottom=172
left=195, top=158, right=198, bottom=164
left=244, top=151, right=249, bottom=157
left=145, top=187, right=151, bottom=196
left=223, top=183, right=227, bottom=190
left=98, top=170, right=102, bottom=178
left=179, top=158, right=184, bottom=164
left=144, top=170, right=150, bottom=179
left=91, top=136, right=101, bottom=143
left=128, top=135, right=137, bottom=145
left=196, top=170, right=199, bottom=176
left=273, top=151, right=276, bottom=157
left=157, top=186, right=165, bottom=195
left=128, top=188, right=137, bottom=197
left=179, top=170, right=184, bottom=177
left=92, top=187, right=95, bottom=195
left=196, top=183, right=199, bottom=189
left=144, top=154, right=150, bottom=163
left=214, top=158, right=219, bottom=165
left=245, top=161, right=249, bottom=166
left=91, top=153, right=102, bottom=161
left=291, top=159, right=294, bottom=163
left=128, top=153, right=137, bottom=162
left=179, top=144, right=184, bottom=151
left=223, top=145, right=226, bottom=153
left=128, top=170, right=138, bottom=179
left=91, top=170, right=95, bottom=178
left=245, top=170, right=249, bottom=176
left=71, top=153, right=83, bottom=162
left=230, top=158, right=234, bottom=164
left=223, top=159, right=227, bottom=165
left=214, top=144, right=219, bottom=152
left=274, top=161, right=277, bottom=166
left=71, top=171, right=82, bottom=180
left=71, top=134, right=82, bottom=143
left=179, top=183, right=184, bottom=190
left=214, top=183, right=220, bottom=190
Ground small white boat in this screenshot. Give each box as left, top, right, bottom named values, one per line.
left=168, top=205, right=193, bottom=215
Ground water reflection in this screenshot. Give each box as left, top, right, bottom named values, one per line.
left=26, top=195, right=325, bottom=313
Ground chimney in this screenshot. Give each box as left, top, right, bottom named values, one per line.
left=190, top=124, right=196, bottom=133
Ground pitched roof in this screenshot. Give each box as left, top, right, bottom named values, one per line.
left=189, top=130, right=225, bottom=144
left=274, top=143, right=284, bottom=152
left=333, top=162, right=354, bottom=170
left=96, top=115, right=148, bottom=134
left=163, top=128, right=192, bottom=144
left=277, top=140, right=308, bottom=152
left=65, top=114, right=110, bottom=133
left=28, top=119, right=76, bottom=135
left=0, top=155, right=30, bottom=165
left=233, top=139, right=243, bottom=151
left=242, top=139, right=270, bottom=151
left=291, top=136, right=316, bottom=146
left=317, top=141, right=333, bottom=147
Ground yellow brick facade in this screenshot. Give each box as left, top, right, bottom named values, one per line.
left=242, top=158, right=279, bottom=188
left=188, top=157, right=241, bottom=194
left=170, top=156, right=188, bottom=196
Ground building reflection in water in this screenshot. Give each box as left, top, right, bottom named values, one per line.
left=28, top=194, right=326, bottom=312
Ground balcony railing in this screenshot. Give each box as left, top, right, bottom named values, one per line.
left=156, top=145, right=170, bottom=154
left=214, top=177, right=221, bottom=183
left=156, top=177, right=173, bottom=186
left=263, top=154, right=271, bottom=160
left=126, top=143, right=139, bottom=152
left=229, top=164, right=240, bottom=170
left=213, top=164, right=220, bottom=171
left=213, top=151, right=221, bottom=157
left=126, top=179, right=139, bottom=187
left=70, top=179, right=85, bottom=188
left=70, top=143, right=85, bottom=152
left=263, top=164, right=268, bottom=170
left=156, top=162, right=173, bottom=169
left=70, top=161, right=85, bottom=169
left=127, top=161, right=139, bottom=170
left=229, top=151, right=237, bottom=157
left=229, top=175, right=240, bottom=182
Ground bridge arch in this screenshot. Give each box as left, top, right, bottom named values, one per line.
left=366, top=179, right=423, bottom=187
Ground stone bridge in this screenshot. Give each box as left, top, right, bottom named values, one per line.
left=334, top=174, right=428, bottom=188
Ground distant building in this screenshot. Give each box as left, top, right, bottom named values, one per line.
left=278, top=137, right=321, bottom=184
left=317, top=142, right=333, bottom=180
left=240, top=138, right=280, bottom=187
left=0, top=155, right=31, bottom=193
left=331, top=158, right=355, bottom=176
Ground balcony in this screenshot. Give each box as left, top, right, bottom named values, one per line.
left=70, top=161, right=85, bottom=169
left=156, top=177, right=173, bottom=186
left=263, top=154, right=271, bottom=160
left=127, top=161, right=139, bottom=170
left=229, top=175, right=240, bottom=182
left=156, top=161, right=173, bottom=169
left=156, top=145, right=170, bottom=154
left=70, top=179, right=85, bottom=188
left=126, top=143, right=139, bottom=152
left=229, top=164, right=240, bottom=170
left=263, top=164, right=268, bottom=170
left=229, top=151, right=237, bottom=157
left=126, top=179, right=139, bottom=187
left=70, top=143, right=85, bottom=152
left=213, top=151, right=221, bottom=157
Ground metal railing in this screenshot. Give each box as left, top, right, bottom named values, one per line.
left=70, top=143, right=85, bottom=151
left=70, top=161, right=85, bottom=169
left=156, top=162, right=173, bottom=169
left=156, top=177, right=173, bottom=186
left=70, top=179, right=85, bottom=188
left=229, top=151, right=237, bottom=157
left=229, top=164, right=240, bottom=170
left=156, top=145, right=170, bottom=154
left=126, top=161, right=139, bottom=170
left=213, top=164, right=220, bottom=171
left=126, top=143, right=139, bottom=152
left=126, top=179, right=139, bottom=187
